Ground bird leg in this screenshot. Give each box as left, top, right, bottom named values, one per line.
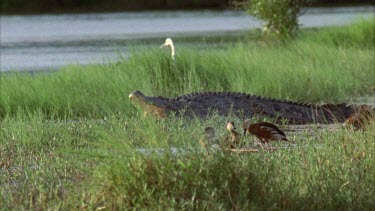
left=254, top=138, right=266, bottom=150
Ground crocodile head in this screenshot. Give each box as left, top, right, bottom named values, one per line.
left=129, top=90, right=171, bottom=118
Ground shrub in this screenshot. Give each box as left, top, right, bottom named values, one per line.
left=245, top=0, right=313, bottom=40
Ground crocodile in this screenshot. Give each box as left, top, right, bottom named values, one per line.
left=129, top=90, right=374, bottom=124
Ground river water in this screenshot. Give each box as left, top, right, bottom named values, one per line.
left=1, top=6, right=373, bottom=72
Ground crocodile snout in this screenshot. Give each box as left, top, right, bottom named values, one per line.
left=129, top=90, right=144, bottom=100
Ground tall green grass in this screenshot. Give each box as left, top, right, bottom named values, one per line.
left=1, top=19, right=374, bottom=119
left=94, top=124, right=375, bottom=210
left=301, top=18, right=375, bottom=48
left=1, top=112, right=374, bottom=209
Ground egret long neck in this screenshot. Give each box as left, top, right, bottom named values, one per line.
left=170, top=44, right=175, bottom=61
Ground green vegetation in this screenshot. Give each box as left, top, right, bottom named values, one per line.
left=2, top=114, right=374, bottom=209
left=245, top=0, right=312, bottom=40
left=1, top=20, right=374, bottom=209
left=1, top=19, right=374, bottom=119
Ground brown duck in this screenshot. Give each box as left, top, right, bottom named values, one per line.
left=243, top=120, right=290, bottom=144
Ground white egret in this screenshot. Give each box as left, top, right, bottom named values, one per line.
left=160, top=38, right=175, bottom=61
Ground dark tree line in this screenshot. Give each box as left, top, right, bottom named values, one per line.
left=1, top=0, right=373, bottom=14
left=1, top=0, right=229, bottom=14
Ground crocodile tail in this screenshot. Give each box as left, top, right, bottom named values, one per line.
left=359, top=104, right=375, bottom=119
left=351, top=104, right=375, bottom=114
left=344, top=104, right=375, bottom=130
left=317, top=103, right=353, bottom=123
left=347, top=104, right=375, bottom=121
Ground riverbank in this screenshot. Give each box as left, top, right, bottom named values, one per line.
left=1, top=20, right=374, bottom=209
left=2, top=6, right=373, bottom=72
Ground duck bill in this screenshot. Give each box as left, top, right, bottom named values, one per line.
left=160, top=43, right=166, bottom=48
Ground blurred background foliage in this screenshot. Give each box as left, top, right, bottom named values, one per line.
left=245, top=0, right=312, bottom=40
left=1, top=0, right=373, bottom=14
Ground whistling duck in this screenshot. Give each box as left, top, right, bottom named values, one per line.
left=243, top=120, right=289, bottom=144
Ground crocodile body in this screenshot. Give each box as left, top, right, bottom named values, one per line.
left=129, top=90, right=372, bottom=124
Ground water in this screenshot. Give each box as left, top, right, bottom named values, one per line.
left=1, top=6, right=374, bottom=72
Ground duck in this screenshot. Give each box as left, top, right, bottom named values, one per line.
left=243, top=120, right=290, bottom=144
left=221, top=121, right=242, bottom=150
left=200, top=127, right=222, bottom=155
left=226, top=121, right=242, bottom=144
left=199, top=127, right=216, bottom=148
